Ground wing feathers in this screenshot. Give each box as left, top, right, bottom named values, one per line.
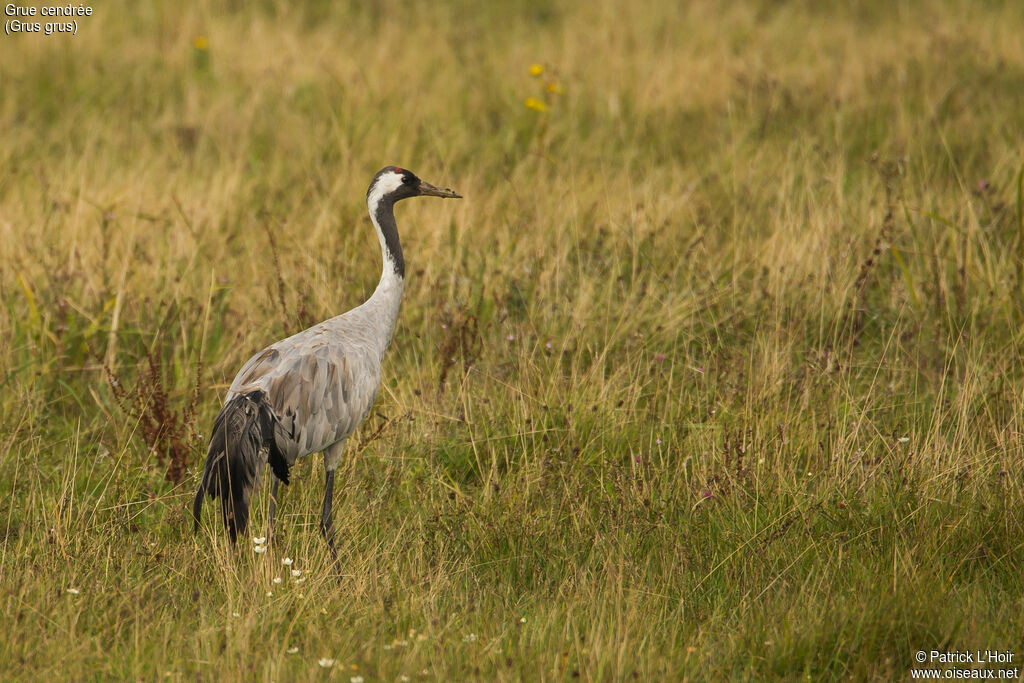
left=229, top=339, right=380, bottom=460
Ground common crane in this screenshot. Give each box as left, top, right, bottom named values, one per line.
left=192, top=166, right=461, bottom=554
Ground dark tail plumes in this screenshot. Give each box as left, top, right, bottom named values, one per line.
left=192, top=390, right=289, bottom=543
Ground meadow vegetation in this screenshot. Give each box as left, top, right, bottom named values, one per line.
left=2, top=0, right=1024, bottom=679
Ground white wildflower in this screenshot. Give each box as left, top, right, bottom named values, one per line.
left=286, top=646, right=298, bottom=654
left=282, top=557, right=293, bottom=566
left=318, top=658, right=335, bottom=668
left=463, top=633, right=477, bottom=643
left=253, top=536, right=267, bottom=545
left=351, top=677, right=364, bottom=683
left=253, top=546, right=267, bottom=554
left=66, top=588, right=80, bottom=595
left=291, top=569, right=301, bottom=578
left=273, top=577, right=282, bottom=584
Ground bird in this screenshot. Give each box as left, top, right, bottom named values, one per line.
left=192, top=166, right=461, bottom=554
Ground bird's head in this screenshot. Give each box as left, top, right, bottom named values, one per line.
left=367, top=166, right=461, bottom=206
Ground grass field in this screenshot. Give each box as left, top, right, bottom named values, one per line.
left=2, top=0, right=1024, bottom=679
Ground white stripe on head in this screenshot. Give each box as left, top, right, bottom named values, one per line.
left=367, top=169, right=406, bottom=210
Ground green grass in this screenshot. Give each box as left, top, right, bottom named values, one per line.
left=2, top=0, right=1024, bottom=679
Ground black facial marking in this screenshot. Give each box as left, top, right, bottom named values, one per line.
left=373, top=201, right=405, bottom=278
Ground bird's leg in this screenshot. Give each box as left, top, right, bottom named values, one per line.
left=319, top=468, right=339, bottom=562
left=267, top=476, right=281, bottom=541
left=320, top=441, right=345, bottom=568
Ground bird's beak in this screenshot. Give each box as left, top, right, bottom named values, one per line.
left=418, top=180, right=462, bottom=199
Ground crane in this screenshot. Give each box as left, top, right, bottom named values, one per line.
left=192, top=166, right=461, bottom=555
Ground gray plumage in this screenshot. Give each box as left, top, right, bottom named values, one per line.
left=192, top=166, right=460, bottom=549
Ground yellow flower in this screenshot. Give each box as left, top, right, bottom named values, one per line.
left=545, top=82, right=563, bottom=94
left=529, top=63, right=544, bottom=77
left=524, top=97, right=548, bottom=112
left=193, top=35, right=209, bottom=51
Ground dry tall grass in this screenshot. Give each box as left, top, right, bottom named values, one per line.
left=2, top=0, right=1024, bottom=679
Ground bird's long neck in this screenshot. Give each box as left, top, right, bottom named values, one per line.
left=364, top=196, right=405, bottom=356
left=372, top=196, right=404, bottom=279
